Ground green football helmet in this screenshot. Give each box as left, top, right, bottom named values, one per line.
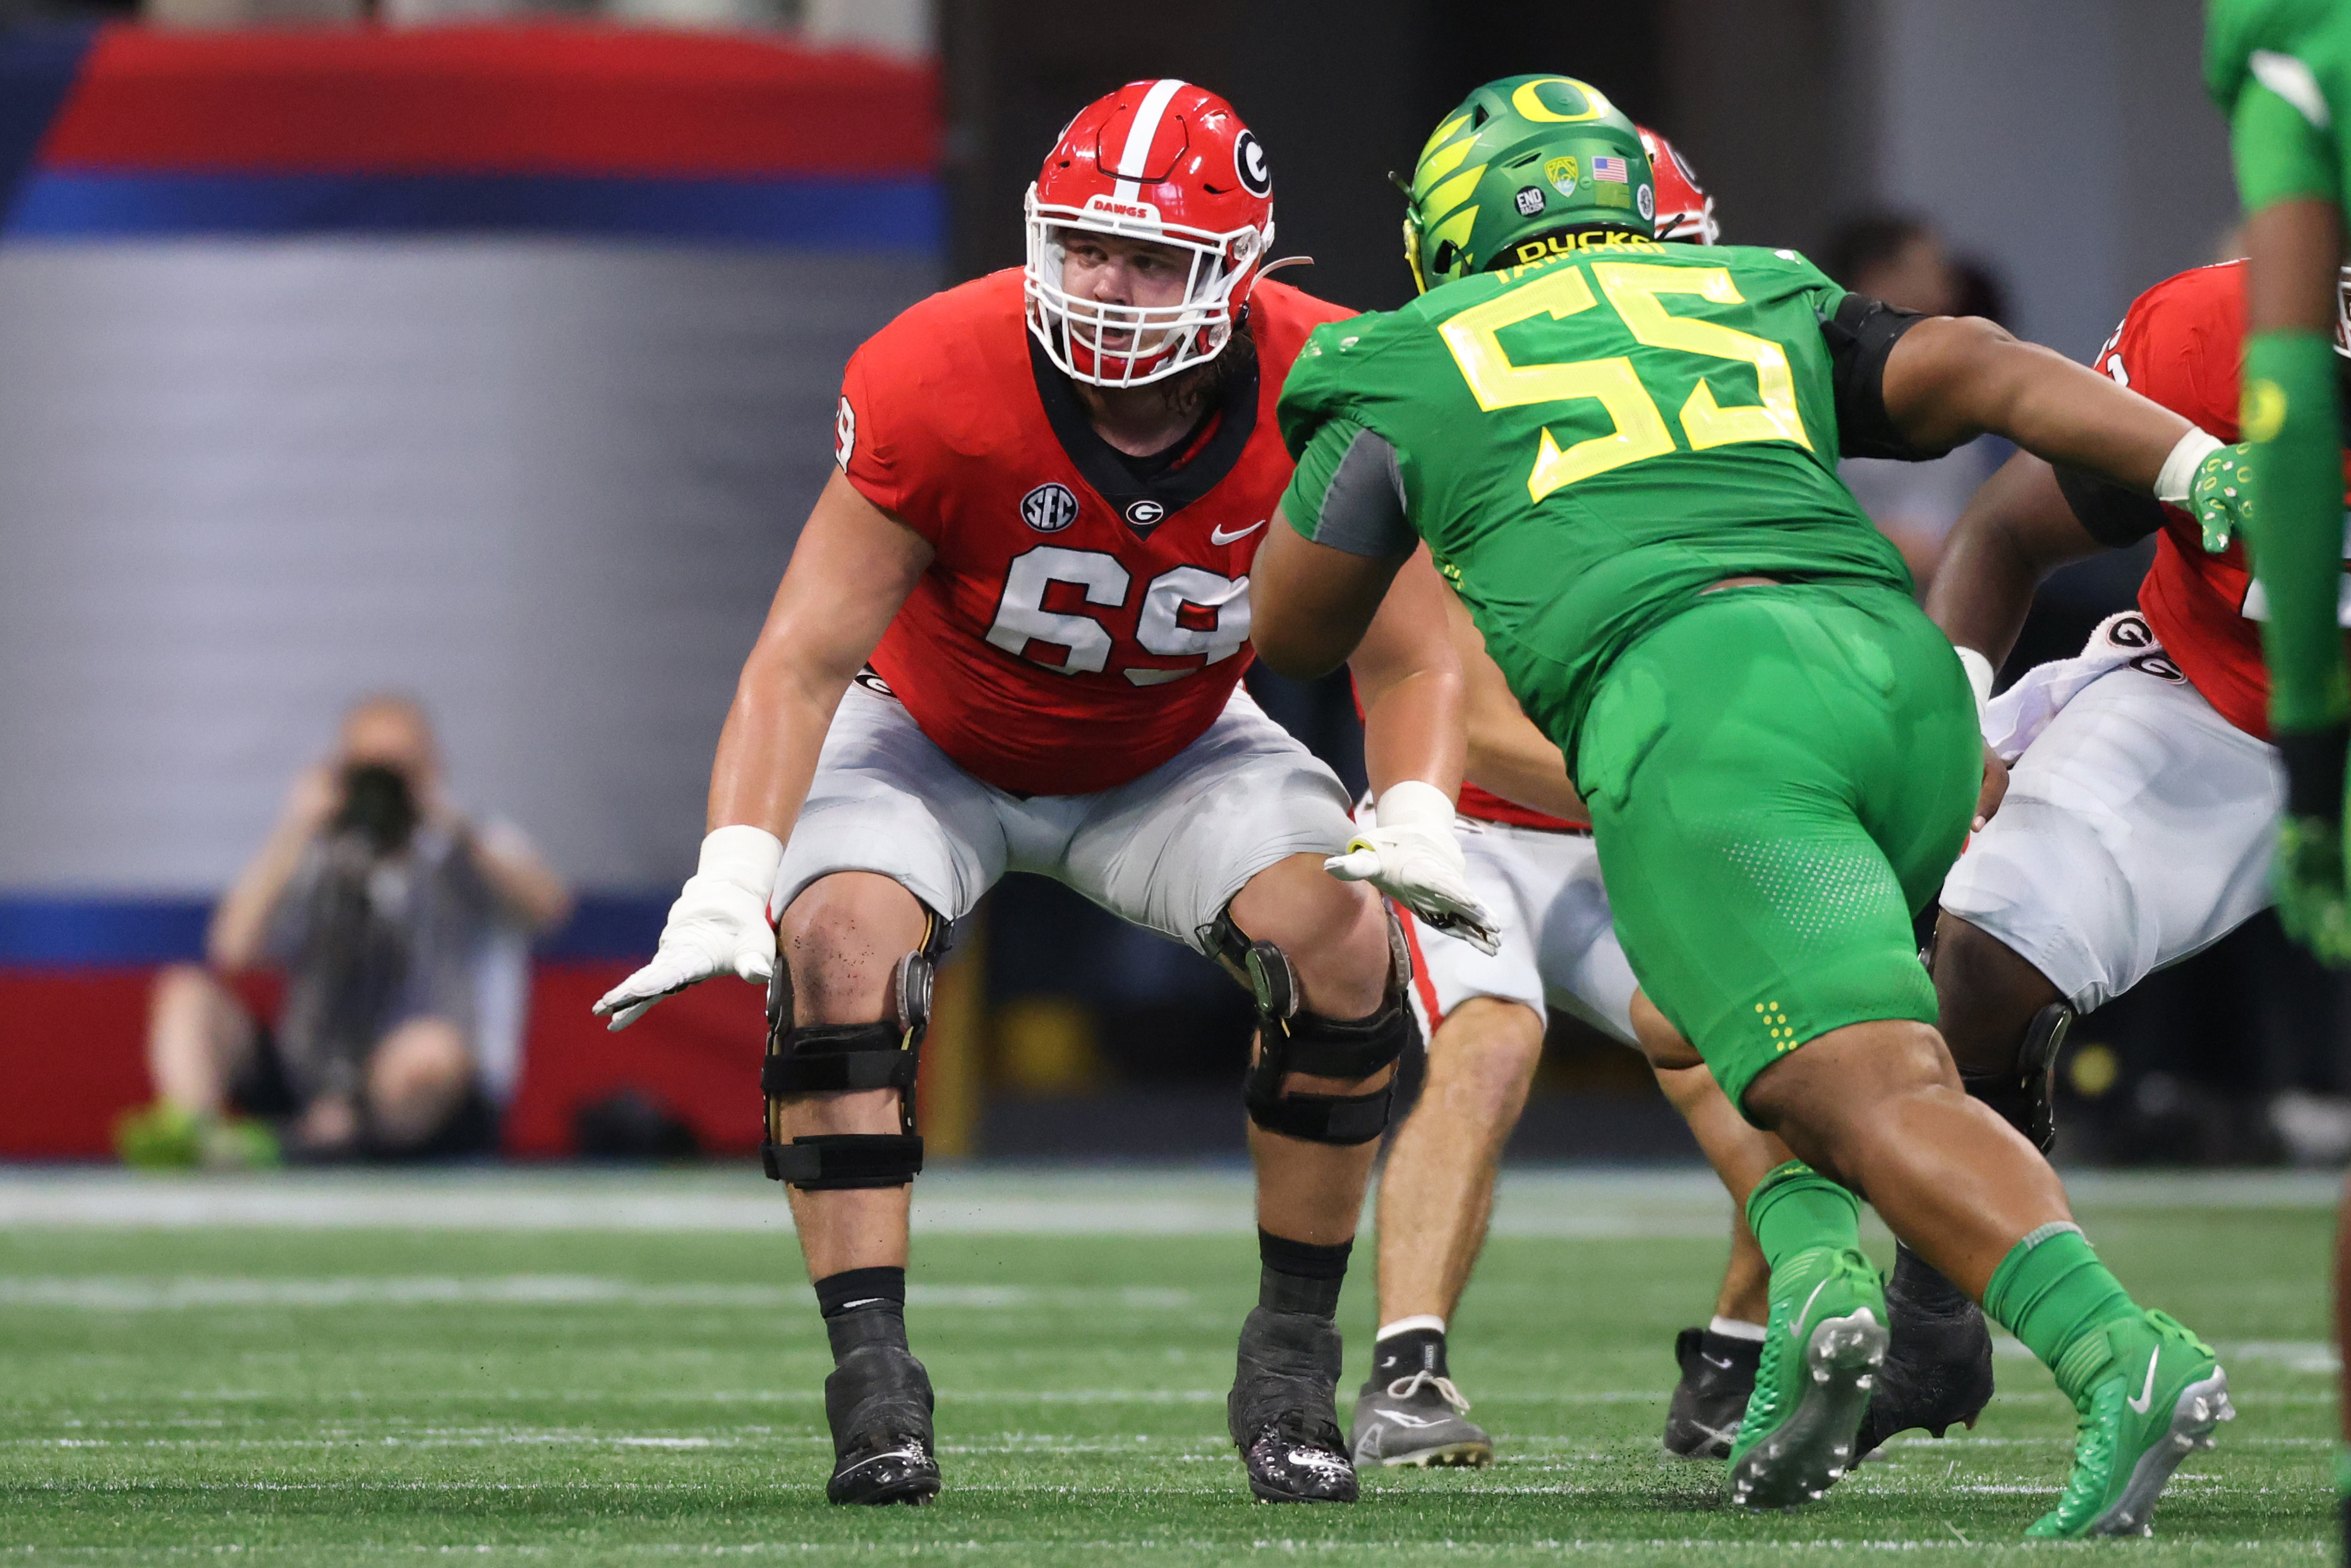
left=1403, top=75, right=1654, bottom=293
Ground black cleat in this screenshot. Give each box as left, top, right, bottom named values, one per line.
left=1663, top=1325, right=1760, bottom=1458
left=1852, top=1242, right=1994, bottom=1459
left=823, top=1324, right=940, bottom=1505
left=1230, top=1306, right=1358, bottom=1502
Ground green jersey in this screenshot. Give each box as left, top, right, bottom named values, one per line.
left=2206, top=0, right=2351, bottom=214
left=1278, top=236, right=1913, bottom=759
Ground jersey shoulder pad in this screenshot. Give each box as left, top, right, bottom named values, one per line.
left=1248, top=277, right=1355, bottom=392
left=2206, top=0, right=2338, bottom=108
left=2104, top=262, right=2246, bottom=434
left=839, top=270, right=1029, bottom=521
left=1274, top=306, right=1415, bottom=459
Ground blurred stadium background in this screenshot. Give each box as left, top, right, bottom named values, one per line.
left=0, top=0, right=2338, bottom=1170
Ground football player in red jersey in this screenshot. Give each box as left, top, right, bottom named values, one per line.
left=1346, top=126, right=1792, bottom=1471
left=593, top=80, right=1492, bottom=1508
left=1922, top=254, right=2323, bottom=1336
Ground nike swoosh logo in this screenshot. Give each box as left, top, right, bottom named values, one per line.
left=2125, top=1348, right=2161, bottom=1414
left=1701, top=1354, right=1737, bottom=1370
left=1210, top=519, right=1267, bottom=545
left=1789, top=1278, right=1830, bottom=1340
left=1380, top=1411, right=1446, bottom=1428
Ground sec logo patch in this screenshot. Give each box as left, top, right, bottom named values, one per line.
left=1020, top=482, right=1080, bottom=532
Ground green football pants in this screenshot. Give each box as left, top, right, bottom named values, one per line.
left=1573, top=581, right=1979, bottom=1114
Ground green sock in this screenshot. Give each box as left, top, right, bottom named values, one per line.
left=1744, top=1161, right=1860, bottom=1267
left=1981, top=1224, right=2136, bottom=1399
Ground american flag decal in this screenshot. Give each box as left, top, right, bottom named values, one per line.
left=1592, top=155, right=1629, bottom=183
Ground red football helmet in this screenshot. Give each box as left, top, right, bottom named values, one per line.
left=1025, top=80, right=1276, bottom=388
left=1638, top=125, right=1718, bottom=245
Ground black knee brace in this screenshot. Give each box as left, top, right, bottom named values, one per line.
left=761, top=910, right=947, bottom=1190
left=1959, top=1001, right=2074, bottom=1154
left=1205, top=905, right=1418, bottom=1146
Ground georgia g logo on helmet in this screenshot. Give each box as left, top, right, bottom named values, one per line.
left=1023, top=80, right=1278, bottom=389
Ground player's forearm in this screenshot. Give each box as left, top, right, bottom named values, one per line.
left=2243, top=200, right=2351, bottom=735
left=1464, top=720, right=1587, bottom=823
left=1358, top=667, right=1465, bottom=799
left=1350, top=546, right=1466, bottom=795
left=705, top=656, right=854, bottom=841
left=1924, top=454, right=2098, bottom=667
left=206, top=820, right=314, bottom=971
left=469, top=827, right=574, bottom=933
left=1887, top=319, right=2191, bottom=491
left=1460, top=646, right=1585, bottom=821
left=2249, top=329, right=2351, bottom=733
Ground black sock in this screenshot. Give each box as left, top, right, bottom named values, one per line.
left=1372, top=1326, right=1447, bottom=1382
left=1257, top=1228, right=1351, bottom=1318
left=815, top=1265, right=907, bottom=1361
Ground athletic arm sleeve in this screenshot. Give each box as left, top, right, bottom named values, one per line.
left=1820, top=292, right=1957, bottom=461
left=2052, top=464, right=2170, bottom=546
left=2230, top=71, right=2351, bottom=731
left=1279, top=416, right=1418, bottom=559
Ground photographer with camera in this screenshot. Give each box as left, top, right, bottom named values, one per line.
left=122, top=694, right=572, bottom=1165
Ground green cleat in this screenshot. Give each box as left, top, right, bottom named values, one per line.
left=2024, top=1310, right=2232, bottom=1538
left=1725, top=1246, right=1888, bottom=1509
left=114, top=1103, right=281, bottom=1171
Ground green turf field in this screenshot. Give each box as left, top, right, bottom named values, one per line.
left=0, top=1168, right=2333, bottom=1564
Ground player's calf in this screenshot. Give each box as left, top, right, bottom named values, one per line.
left=1207, top=898, right=1416, bottom=1502
left=764, top=891, right=949, bottom=1503
left=1929, top=912, right=2072, bottom=1152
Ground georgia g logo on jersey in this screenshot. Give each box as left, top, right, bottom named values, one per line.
left=1020, top=482, right=1080, bottom=533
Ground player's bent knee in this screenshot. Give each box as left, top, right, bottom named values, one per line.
left=778, top=873, right=932, bottom=1018
left=1206, top=904, right=1417, bottom=1146
left=762, top=903, right=948, bottom=1191
left=1629, top=991, right=1703, bottom=1072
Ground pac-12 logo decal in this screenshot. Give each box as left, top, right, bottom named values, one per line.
left=1125, top=498, right=1167, bottom=527
left=1020, top=482, right=1080, bottom=533
left=1235, top=130, right=1271, bottom=198
left=1636, top=183, right=1655, bottom=222
left=833, top=396, right=856, bottom=469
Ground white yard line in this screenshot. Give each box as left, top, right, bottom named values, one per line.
left=1, top=1165, right=2323, bottom=1234
left=0, top=1277, right=1195, bottom=1312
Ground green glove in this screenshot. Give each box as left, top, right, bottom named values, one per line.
left=2273, top=721, right=2351, bottom=967
left=2273, top=814, right=2351, bottom=964
left=2189, top=440, right=2257, bottom=554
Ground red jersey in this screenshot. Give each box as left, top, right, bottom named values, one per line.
left=1457, top=780, right=1588, bottom=832
left=2093, top=260, right=2350, bottom=739
left=837, top=270, right=1351, bottom=795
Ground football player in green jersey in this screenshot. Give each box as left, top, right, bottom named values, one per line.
left=2208, top=0, right=2351, bottom=963
left=1252, top=75, right=2247, bottom=1535
left=2207, top=1, right=2351, bottom=1548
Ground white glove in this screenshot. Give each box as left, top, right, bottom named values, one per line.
left=1325, top=780, right=1501, bottom=956
left=593, top=825, right=783, bottom=1030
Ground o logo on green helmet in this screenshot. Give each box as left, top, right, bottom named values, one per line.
left=1509, top=76, right=1612, bottom=124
